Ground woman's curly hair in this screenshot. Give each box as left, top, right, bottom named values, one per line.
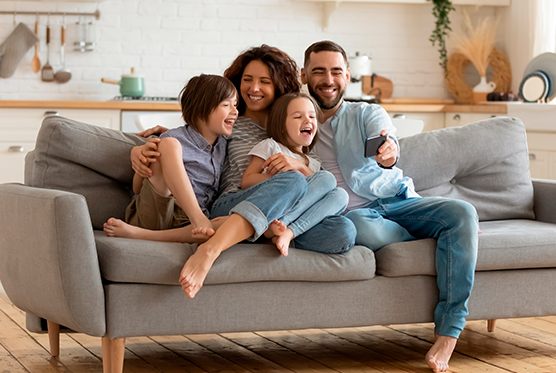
left=224, top=45, right=301, bottom=115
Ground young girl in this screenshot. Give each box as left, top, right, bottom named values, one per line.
left=241, top=92, right=349, bottom=256
left=103, top=74, right=238, bottom=245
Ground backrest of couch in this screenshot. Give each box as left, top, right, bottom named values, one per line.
left=25, top=116, right=147, bottom=229
left=397, top=117, right=534, bottom=221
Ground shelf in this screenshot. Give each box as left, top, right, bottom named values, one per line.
left=298, top=0, right=511, bottom=29
left=299, top=0, right=510, bottom=4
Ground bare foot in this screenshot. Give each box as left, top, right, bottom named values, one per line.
left=191, top=227, right=216, bottom=241
left=264, top=220, right=287, bottom=239
left=425, top=335, right=457, bottom=372
left=179, top=245, right=219, bottom=298
left=103, top=218, right=141, bottom=238
left=272, top=228, right=294, bottom=256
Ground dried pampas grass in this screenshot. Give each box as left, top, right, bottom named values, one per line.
left=445, top=47, right=512, bottom=104
left=451, top=14, right=500, bottom=77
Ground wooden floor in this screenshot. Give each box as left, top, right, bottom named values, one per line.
left=1, top=294, right=556, bottom=373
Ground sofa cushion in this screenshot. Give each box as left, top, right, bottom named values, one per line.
left=94, top=231, right=376, bottom=285
left=398, top=117, right=534, bottom=221
left=375, top=219, right=556, bottom=277
left=25, top=116, right=147, bottom=229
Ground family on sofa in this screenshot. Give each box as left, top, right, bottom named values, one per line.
left=100, top=40, right=480, bottom=373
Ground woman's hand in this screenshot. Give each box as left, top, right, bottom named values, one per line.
left=136, top=125, right=169, bottom=138
left=131, top=138, right=161, bottom=178
left=262, top=153, right=312, bottom=176
left=374, top=129, right=398, bottom=168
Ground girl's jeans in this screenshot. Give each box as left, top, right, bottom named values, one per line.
left=211, top=171, right=355, bottom=254
left=282, top=171, right=348, bottom=238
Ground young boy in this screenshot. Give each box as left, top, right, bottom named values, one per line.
left=104, top=74, right=238, bottom=242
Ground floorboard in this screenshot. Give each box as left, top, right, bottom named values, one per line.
left=1, top=293, right=556, bottom=373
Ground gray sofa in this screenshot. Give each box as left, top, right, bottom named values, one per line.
left=1, top=115, right=556, bottom=373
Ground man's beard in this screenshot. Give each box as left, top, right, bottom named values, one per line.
left=308, top=84, right=344, bottom=110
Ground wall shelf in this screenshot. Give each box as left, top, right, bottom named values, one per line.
left=298, top=0, right=511, bottom=29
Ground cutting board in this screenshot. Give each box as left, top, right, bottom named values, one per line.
left=362, top=74, right=393, bottom=99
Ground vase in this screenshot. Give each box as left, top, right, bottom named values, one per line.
left=473, top=76, right=496, bottom=104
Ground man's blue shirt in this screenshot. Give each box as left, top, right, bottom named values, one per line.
left=328, top=101, right=419, bottom=202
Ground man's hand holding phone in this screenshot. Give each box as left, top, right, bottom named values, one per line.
left=365, top=130, right=398, bottom=168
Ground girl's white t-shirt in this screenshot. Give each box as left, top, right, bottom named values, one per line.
left=248, top=138, right=321, bottom=174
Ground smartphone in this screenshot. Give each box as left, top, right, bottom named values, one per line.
left=364, top=134, right=388, bottom=158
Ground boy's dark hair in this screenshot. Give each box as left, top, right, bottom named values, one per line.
left=266, top=92, right=321, bottom=165
left=179, top=74, right=237, bottom=130
left=304, top=40, right=348, bottom=69
left=224, top=45, right=301, bottom=116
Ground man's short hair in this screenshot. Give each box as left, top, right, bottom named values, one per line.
left=304, top=40, right=348, bottom=69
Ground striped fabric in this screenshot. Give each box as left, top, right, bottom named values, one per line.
left=219, top=116, right=269, bottom=196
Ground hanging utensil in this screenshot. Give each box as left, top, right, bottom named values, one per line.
left=54, top=21, right=71, bottom=83
left=31, top=15, right=41, bottom=73
left=41, top=17, right=54, bottom=82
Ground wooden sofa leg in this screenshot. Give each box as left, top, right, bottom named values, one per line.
left=487, top=319, right=496, bottom=332
left=101, top=336, right=126, bottom=373
left=47, top=321, right=60, bottom=357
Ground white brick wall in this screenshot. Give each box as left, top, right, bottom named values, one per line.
left=0, top=0, right=503, bottom=101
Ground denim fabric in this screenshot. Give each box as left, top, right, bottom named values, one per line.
left=294, top=215, right=356, bottom=254
left=346, top=196, right=479, bottom=338
left=211, top=171, right=307, bottom=240
left=281, top=171, right=349, bottom=238
left=211, top=170, right=355, bottom=253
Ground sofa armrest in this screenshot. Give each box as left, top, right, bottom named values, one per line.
left=0, top=183, right=105, bottom=336
left=533, top=178, right=556, bottom=224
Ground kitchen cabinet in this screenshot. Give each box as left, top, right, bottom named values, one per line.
left=526, top=132, right=556, bottom=180
left=444, top=112, right=502, bottom=128
left=0, top=108, right=120, bottom=184
left=388, top=112, right=444, bottom=133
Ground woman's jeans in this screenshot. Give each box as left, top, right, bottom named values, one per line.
left=345, top=196, right=479, bottom=338
left=211, top=171, right=355, bottom=254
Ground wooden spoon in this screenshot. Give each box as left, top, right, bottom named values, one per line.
left=31, top=20, right=41, bottom=73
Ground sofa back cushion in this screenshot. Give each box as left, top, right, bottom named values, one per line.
left=398, top=117, right=534, bottom=221
left=25, top=116, right=147, bottom=229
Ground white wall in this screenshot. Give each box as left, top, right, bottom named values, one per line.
left=0, top=0, right=510, bottom=101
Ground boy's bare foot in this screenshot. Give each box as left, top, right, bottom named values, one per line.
left=179, top=244, right=219, bottom=298
left=103, top=218, right=140, bottom=238
left=191, top=227, right=216, bottom=241
left=425, top=335, right=457, bottom=372
left=271, top=228, right=294, bottom=256
left=264, top=219, right=287, bottom=239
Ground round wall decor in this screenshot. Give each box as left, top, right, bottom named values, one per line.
left=445, top=47, right=512, bottom=104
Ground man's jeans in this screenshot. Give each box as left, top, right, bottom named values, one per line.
left=346, top=196, right=479, bottom=338
left=211, top=171, right=355, bottom=254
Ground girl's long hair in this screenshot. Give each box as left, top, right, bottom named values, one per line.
left=266, top=92, right=321, bottom=165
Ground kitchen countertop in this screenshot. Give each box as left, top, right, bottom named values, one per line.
left=0, top=100, right=181, bottom=111
left=0, top=100, right=508, bottom=114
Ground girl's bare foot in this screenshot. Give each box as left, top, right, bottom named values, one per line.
left=103, top=218, right=141, bottom=238
left=264, top=220, right=287, bottom=239
left=179, top=244, right=219, bottom=298
left=271, top=228, right=294, bottom=256
left=425, top=335, right=457, bottom=372
left=191, top=227, right=216, bottom=241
